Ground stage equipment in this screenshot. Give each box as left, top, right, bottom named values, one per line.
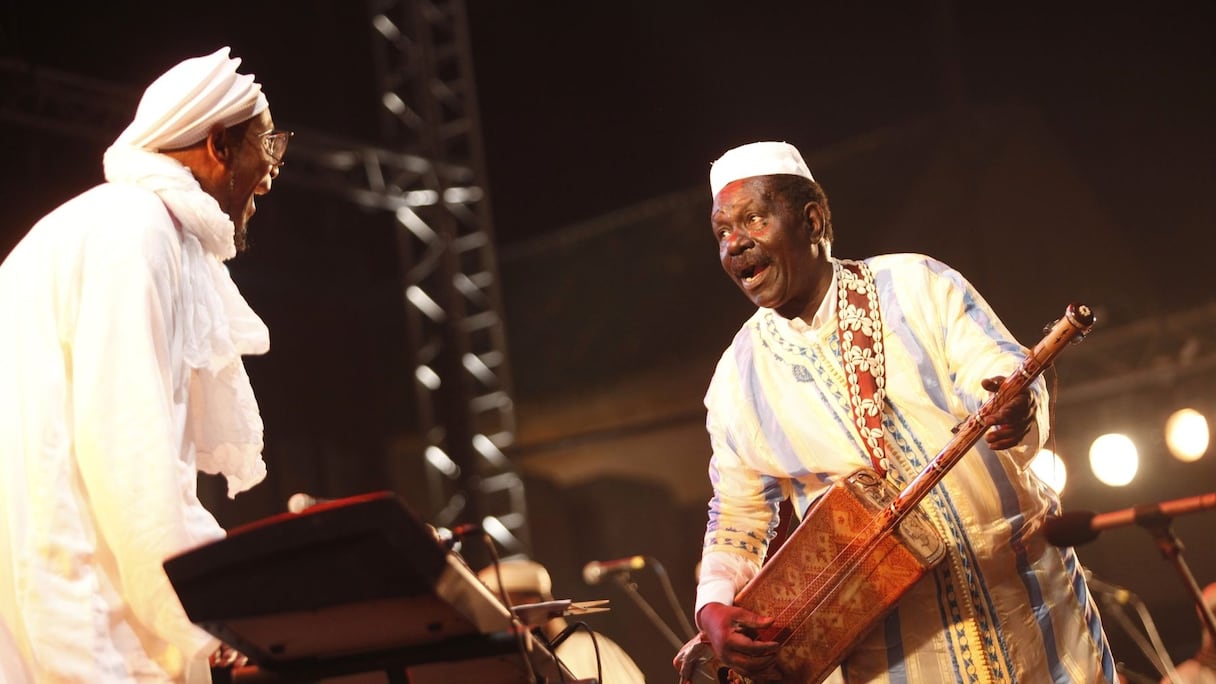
left=582, top=555, right=696, bottom=653
left=1044, top=492, right=1216, bottom=648
left=1085, top=570, right=1180, bottom=682
left=582, top=555, right=648, bottom=586
left=164, top=492, right=570, bottom=683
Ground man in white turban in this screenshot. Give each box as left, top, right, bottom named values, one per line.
left=0, top=47, right=290, bottom=682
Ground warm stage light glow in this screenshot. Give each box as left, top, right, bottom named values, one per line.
left=1165, top=408, right=1209, bottom=462
left=1029, top=449, right=1067, bottom=494
left=1089, top=433, right=1138, bottom=486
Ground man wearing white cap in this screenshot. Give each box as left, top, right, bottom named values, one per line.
left=0, top=48, right=290, bottom=682
left=678, top=142, right=1114, bottom=682
left=478, top=559, right=646, bottom=683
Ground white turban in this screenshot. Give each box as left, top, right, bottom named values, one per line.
left=113, top=46, right=268, bottom=152
left=710, top=141, right=814, bottom=198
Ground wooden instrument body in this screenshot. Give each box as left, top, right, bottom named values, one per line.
left=730, top=468, right=946, bottom=684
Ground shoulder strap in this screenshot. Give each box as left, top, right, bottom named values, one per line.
left=836, top=260, right=888, bottom=475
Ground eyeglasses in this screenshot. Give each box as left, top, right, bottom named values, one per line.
left=252, top=129, right=293, bottom=166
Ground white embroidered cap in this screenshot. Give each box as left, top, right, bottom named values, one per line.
left=114, top=47, right=269, bottom=152
left=709, top=141, right=814, bottom=198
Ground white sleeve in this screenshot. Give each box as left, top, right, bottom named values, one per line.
left=694, top=550, right=759, bottom=624
left=909, top=257, right=1050, bottom=465
left=71, top=219, right=220, bottom=661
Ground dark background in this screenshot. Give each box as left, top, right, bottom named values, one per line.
left=2, top=2, right=1214, bottom=681
left=4, top=2, right=1213, bottom=254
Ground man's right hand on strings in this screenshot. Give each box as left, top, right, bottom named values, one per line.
left=698, top=602, right=782, bottom=680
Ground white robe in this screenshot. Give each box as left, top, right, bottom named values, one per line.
left=697, top=254, right=1115, bottom=683
left=0, top=161, right=266, bottom=682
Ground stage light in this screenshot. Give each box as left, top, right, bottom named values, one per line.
left=482, top=515, right=525, bottom=553
left=1165, top=408, right=1209, bottom=462
left=414, top=364, right=440, bottom=389
left=425, top=446, right=460, bottom=479
left=1089, top=433, right=1138, bottom=487
left=1029, top=449, right=1067, bottom=494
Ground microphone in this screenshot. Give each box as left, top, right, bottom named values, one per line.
left=1042, top=491, right=1216, bottom=547
left=1083, top=569, right=1137, bottom=606
left=582, top=555, right=647, bottom=585
left=286, top=492, right=331, bottom=514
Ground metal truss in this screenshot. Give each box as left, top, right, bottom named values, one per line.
left=1054, top=301, right=1216, bottom=409
left=1021, top=300, right=1216, bottom=486
left=0, top=59, right=134, bottom=141
left=0, top=58, right=475, bottom=216
left=1, top=8, right=527, bottom=552
left=368, top=0, right=527, bottom=554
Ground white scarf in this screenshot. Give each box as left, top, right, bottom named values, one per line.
left=103, top=145, right=269, bottom=497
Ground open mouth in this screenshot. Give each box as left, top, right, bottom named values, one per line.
left=738, top=262, right=769, bottom=286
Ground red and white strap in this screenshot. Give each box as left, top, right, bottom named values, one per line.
left=837, top=260, right=888, bottom=475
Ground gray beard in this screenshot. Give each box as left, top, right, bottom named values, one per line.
left=233, top=222, right=248, bottom=253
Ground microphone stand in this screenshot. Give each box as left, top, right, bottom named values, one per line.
left=608, top=568, right=687, bottom=651
left=1087, top=575, right=1179, bottom=683
left=1137, top=509, right=1216, bottom=645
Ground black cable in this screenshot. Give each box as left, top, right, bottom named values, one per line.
left=552, top=621, right=601, bottom=684
left=472, top=529, right=541, bottom=683
left=530, top=621, right=568, bottom=683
